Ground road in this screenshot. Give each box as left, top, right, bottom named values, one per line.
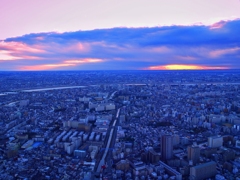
left=108, top=91, right=117, bottom=100
left=20, top=85, right=87, bottom=92
left=96, top=108, right=120, bottom=173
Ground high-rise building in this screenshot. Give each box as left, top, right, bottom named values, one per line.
left=187, top=145, right=200, bottom=165
left=235, top=140, right=240, bottom=148
left=190, top=161, right=216, bottom=180
left=208, top=136, right=223, bottom=148
left=7, top=143, right=19, bottom=158
left=141, top=147, right=160, bottom=164
left=149, top=149, right=160, bottom=164
left=173, top=134, right=180, bottom=147
left=161, top=135, right=173, bottom=161
left=74, top=150, right=86, bottom=159
left=116, top=159, right=130, bottom=171
left=67, top=143, right=75, bottom=155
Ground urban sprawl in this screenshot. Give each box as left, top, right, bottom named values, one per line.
left=0, top=70, right=240, bottom=180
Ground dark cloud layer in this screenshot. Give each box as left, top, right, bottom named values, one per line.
left=1, top=19, right=240, bottom=70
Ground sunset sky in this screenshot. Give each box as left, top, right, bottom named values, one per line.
left=0, top=0, right=240, bottom=70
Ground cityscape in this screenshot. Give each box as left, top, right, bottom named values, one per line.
left=0, top=70, right=240, bottom=180
left=1, top=1, right=240, bottom=179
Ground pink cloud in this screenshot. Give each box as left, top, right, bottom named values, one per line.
left=61, top=42, right=90, bottom=53
left=19, top=58, right=104, bottom=71
left=210, top=21, right=226, bottom=30
left=0, top=40, right=92, bottom=62
left=0, top=41, right=45, bottom=53
left=19, top=63, right=75, bottom=71
left=209, top=47, right=240, bottom=58
left=174, top=55, right=197, bottom=61
left=0, top=41, right=46, bottom=61
left=64, top=58, right=103, bottom=63
left=145, top=46, right=171, bottom=53
left=0, top=50, right=21, bottom=60
left=35, top=36, right=44, bottom=40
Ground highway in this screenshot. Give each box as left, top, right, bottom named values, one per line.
left=108, top=91, right=117, bottom=100
left=96, top=108, right=120, bottom=173
left=20, top=85, right=87, bottom=92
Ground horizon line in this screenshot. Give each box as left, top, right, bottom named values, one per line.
left=0, top=69, right=240, bottom=72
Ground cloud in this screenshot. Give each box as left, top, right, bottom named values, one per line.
left=209, top=47, right=240, bottom=58
left=64, top=58, right=103, bottom=64
left=174, top=56, right=198, bottom=61
left=0, top=41, right=45, bottom=53
left=1, top=19, right=240, bottom=70
left=0, top=50, right=21, bottom=60
left=19, top=63, right=75, bottom=71
left=209, top=21, right=227, bottom=30
left=19, top=58, right=103, bottom=71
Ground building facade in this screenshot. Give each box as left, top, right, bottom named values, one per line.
left=161, top=135, right=173, bottom=161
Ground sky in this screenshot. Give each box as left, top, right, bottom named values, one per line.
left=0, top=0, right=240, bottom=70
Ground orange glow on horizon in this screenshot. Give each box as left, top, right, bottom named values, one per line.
left=148, top=64, right=229, bottom=70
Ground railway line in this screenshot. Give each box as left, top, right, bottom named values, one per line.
left=96, top=108, right=120, bottom=173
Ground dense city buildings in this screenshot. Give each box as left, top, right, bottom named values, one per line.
left=0, top=70, right=240, bottom=179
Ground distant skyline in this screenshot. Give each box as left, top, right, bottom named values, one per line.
left=0, top=0, right=240, bottom=70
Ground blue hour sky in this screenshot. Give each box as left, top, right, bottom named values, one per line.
left=0, top=0, right=240, bottom=70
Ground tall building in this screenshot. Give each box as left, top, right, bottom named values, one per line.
left=7, top=143, right=19, bottom=158
left=74, top=150, right=86, bottom=159
left=208, top=136, right=223, bottom=148
left=116, top=159, right=130, bottom=171
left=141, top=147, right=160, bottom=164
left=187, top=145, right=200, bottom=165
left=190, top=161, right=216, bottom=180
left=173, top=134, right=180, bottom=147
left=235, top=140, right=240, bottom=148
left=161, top=135, right=173, bottom=161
